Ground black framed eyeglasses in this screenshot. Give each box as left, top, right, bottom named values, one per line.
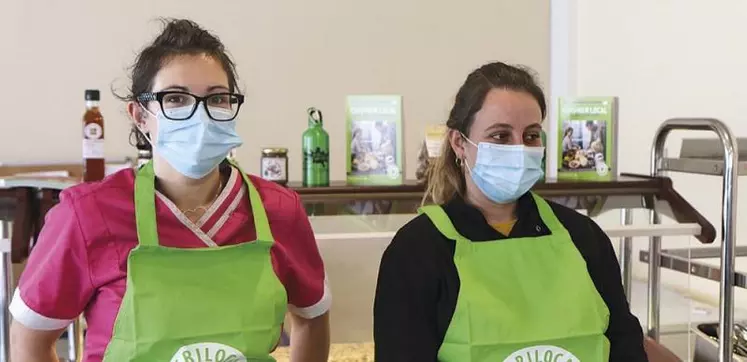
left=137, top=91, right=245, bottom=121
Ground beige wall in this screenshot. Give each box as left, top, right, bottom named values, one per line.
left=0, top=0, right=549, bottom=181
left=573, top=0, right=747, bottom=307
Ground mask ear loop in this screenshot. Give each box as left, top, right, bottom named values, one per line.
left=462, top=156, right=474, bottom=175
left=136, top=103, right=156, bottom=147
left=459, top=132, right=477, bottom=174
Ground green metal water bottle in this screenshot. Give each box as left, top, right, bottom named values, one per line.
left=302, top=107, right=329, bottom=187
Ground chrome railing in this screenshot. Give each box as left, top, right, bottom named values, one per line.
left=649, top=118, right=739, bottom=362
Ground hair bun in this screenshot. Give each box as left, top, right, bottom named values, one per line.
left=151, top=18, right=224, bottom=51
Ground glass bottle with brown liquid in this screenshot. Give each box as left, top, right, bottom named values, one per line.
left=83, top=89, right=105, bottom=182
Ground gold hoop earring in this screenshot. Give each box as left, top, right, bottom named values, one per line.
left=455, top=157, right=463, bottom=167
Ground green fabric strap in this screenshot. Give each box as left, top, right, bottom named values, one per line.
left=134, top=160, right=275, bottom=247
left=418, top=205, right=466, bottom=241
left=228, top=158, right=274, bottom=242
left=134, top=161, right=159, bottom=247
left=419, top=193, right=560, bottom=241
left=529, top=192, right=563, bottom=232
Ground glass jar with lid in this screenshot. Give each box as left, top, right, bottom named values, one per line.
left=260, top=148, right=289, bottom=185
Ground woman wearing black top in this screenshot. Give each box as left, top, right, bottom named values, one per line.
left=373, top=62, right=649, bottom=362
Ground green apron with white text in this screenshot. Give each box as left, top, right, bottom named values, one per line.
left=102, top=161, right=287, bottom=362
left=420, top=193, right=610, bottom=362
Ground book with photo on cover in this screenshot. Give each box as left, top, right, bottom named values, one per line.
left=557, top=97, right=618, bottom=180
left=345, top=95, right=404, bottom=185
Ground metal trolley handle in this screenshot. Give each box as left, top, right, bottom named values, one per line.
left=0, top=229, right=11, bottom=362
left=649, top=118, right=739, bottom=362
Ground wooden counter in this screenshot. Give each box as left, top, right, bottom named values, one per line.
left=0, top=172, right=716, bottom=264
left=290, top=173, right=714, bottom=244
left=290, top=174, right=665, bottom=199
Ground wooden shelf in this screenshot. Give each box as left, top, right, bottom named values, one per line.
left=0, top=171, right=716, bottom=263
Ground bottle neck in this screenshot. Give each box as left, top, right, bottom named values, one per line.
left=86, top=100, right=100, bottom=109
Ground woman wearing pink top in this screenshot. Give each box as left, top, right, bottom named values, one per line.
left=10, top=19, right=331, bottom=362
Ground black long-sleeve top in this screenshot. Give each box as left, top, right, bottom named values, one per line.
left=373, top=193, right=648, bottom=362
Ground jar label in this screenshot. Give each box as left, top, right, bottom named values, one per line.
left=261, top=157, right=287, bottom=182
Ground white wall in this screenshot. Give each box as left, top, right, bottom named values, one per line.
left=13, top=0, right=743, bottom=320
left=569, top=0, right=747, bottom=308
left=0, top=0, right=549, bottom=182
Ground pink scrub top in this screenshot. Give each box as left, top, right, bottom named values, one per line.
left=9, top=165, right=330, bottom=362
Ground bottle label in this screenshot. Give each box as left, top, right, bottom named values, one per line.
left=304, top=147, right=329, bottom=170
left=303, top=147, right=329, bottom=186
left=261, top=157, right=287, bottom=182
left=83, top=139, right=105, bottom=159
left=84, top=123, right=103, bottom=139
left=83, top=123, right=104, bottom=159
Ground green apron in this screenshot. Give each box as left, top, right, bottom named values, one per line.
left=419, top=193, right=610, bottom=362
left=102, top=161, right=287, bottom=362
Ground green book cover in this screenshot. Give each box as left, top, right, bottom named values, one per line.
left=345, top=95, right=404, bottom=185
left=557, top=97, right=618, bottom=180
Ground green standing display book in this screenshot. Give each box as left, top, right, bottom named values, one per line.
left=557, top=97, right=618, bottom=181
left=345, top=95, right=404, bottom=185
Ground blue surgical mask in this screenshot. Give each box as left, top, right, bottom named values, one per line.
left=463, top=136, right=545, bottom=204
left=141, top=105, right=243, bottom=179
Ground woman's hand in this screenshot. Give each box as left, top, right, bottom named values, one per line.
left=288, top=311, right=330, bottom=362
left=10, top=321, right=64, bottom=362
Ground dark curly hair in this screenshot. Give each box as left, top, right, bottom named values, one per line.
left=117, top=18, right=239, bottom=151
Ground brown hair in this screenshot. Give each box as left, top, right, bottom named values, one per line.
left=423, top=61, right=546, bottom=204
left=116, top=18, right=240, bottom=151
